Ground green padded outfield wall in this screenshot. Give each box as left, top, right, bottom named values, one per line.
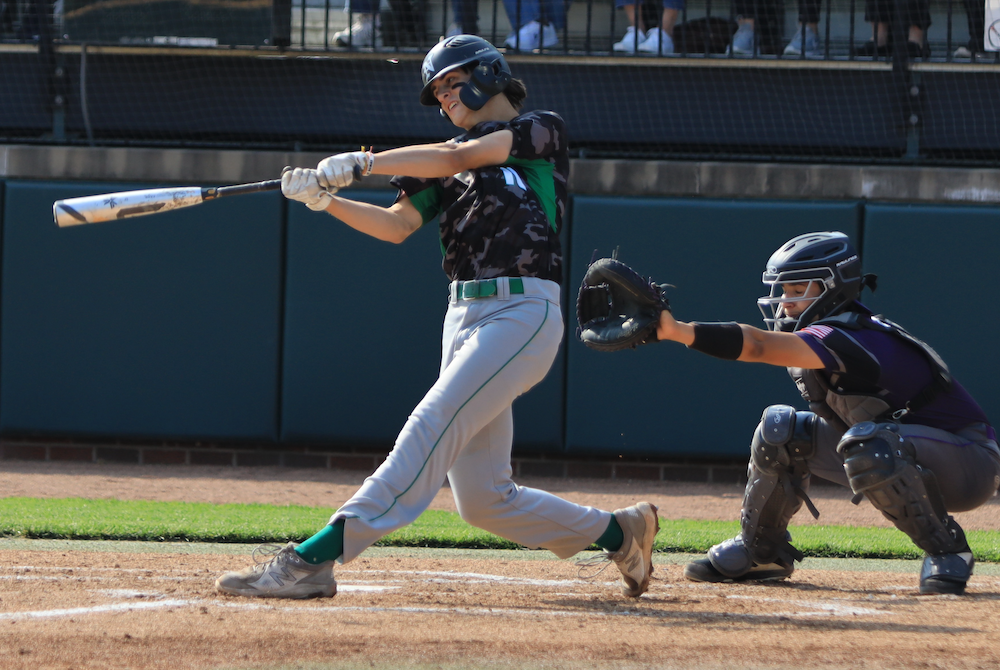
left=0, top=181, right=285, bottom=440
left=861, top=204, right=1000, bottom=425
left=6, top=184, right=993, bottom=456
left=279, top=191, right=566, bottom=451
left=566, top=197, right=863, bottom=458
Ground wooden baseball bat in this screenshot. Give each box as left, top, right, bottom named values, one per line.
left=52, top=177, right=283, bottom=228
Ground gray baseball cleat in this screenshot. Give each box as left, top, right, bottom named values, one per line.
left=919, top=552, right=974, bottom=595
left=684, top=536, right=794, bottom=583
left=609, top=502, right=660, bottom=597
left=684, top=557, right=794, bottom=583
left=215, top=542, right=337, bottom=599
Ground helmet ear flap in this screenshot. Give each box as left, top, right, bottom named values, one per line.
left=474, top=59, right=512, bottom=96
left=459, top=57, right=512, bottom=111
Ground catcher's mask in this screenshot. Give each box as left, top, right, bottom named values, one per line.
left=419, top=34, right=511, bottom=111
left=758, top=231, right=870, bottom=332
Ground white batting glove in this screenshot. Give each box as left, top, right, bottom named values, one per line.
left=281, top=167, right=335, bottom=212
left=317, top=151, right=373, bottom=191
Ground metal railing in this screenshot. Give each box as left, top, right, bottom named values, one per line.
left=3, top=0, right=999, bottom=162
left=281, top=0, right=999, bottom=62
left=1, top=0, right=995, bottom=63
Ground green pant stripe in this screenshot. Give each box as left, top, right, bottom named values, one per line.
left=368, top=300, right=551, bottom=522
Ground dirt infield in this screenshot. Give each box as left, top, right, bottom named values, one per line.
left=2, top=460, right=1000, bottom=670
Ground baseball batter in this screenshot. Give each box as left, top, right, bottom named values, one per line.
left=215, top=35, right=659, bottom=599
left=646, top=231, right=999, bottom=594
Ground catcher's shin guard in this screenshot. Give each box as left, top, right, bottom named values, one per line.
left=737, top=405, right=819, bottom=568
left=838, top=422, right=970, bottom=558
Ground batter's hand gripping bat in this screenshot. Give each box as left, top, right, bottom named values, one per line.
left=52, top=176, right=286, bottom=228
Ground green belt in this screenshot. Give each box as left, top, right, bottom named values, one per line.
left=459, top=277, right=524, bottom=299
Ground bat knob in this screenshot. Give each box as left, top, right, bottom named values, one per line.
left=281, top=166, right=292, bottom=177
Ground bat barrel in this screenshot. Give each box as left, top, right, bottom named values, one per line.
left=53, top=175, right=290, bottom=228
left=53, top=187, right=205, bottom=227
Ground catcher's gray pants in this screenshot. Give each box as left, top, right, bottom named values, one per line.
left=808, top=418, right=1000, bottom=513
left=332, top=278, right=612, bottom=563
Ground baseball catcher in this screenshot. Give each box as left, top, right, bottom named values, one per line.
left=580, top=232, right=999, bottom=595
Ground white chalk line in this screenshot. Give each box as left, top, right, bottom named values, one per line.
left=8, top=565, right=195, bottom=574
left=0, top=592, right=895, bottom=623
left=726, top=594, right=890, bottom=617
left=0, top=586, right=646, bottom=622
left=384, top=569, right=593, bottom=588
left=1, top=574, right=193, bottom=584
left=0, top=599, right=193, bottom=621
left=3, top=566, right=600, bottom=589
left=2, top=565, right=899, bottom=622
left=94, top=589, right=176, bottom=599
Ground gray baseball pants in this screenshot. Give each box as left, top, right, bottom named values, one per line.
left=332, top=277, right=612, bottom=563
left=807, top=417, right=1000, bottom=513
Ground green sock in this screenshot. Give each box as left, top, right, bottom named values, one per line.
left=595, top=516, right=624, bottom=553
left=295, top=519, right=345, bottom=565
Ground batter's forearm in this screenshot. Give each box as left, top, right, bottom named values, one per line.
left=324, top=197, right=419, bottom=244
left=368, top=143, right=467, bottom=179
left=369, top=131, right=513, bottom=178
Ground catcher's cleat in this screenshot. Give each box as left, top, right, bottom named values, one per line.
left=215, top=542, right=337, bottom=599
left=684, top=557, right=794, bottom=583
left=609, top=502, right=660, bottom=597
left=919, top=552, right=974, bottom=595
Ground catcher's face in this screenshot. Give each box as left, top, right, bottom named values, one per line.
left=777, top=281, right=824, bottom=318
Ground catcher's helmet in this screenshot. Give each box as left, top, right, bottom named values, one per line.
left=419, top=34, right=511, bottom=111
left=758, top=231, right=865, bottom=332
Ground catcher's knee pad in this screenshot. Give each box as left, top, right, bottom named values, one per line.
left=751, top=405, right=818, bottom=474
left=739, top=406, right=819, bottom=566
left=838, top=422, right=968, bottom=556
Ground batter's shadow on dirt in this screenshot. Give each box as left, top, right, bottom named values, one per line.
left=540, top=596, right=984, bottom=634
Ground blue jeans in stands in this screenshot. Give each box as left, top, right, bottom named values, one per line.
left=502, top=0, right=567, bottom=30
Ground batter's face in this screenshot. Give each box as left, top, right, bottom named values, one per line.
left=778, top=281, right=824, bottom=318
left=431, top=69, right=479, bottom=129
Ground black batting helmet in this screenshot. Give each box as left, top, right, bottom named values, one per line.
left=419, top=34, right=511, bottom=111
left=757, top=231, right=867, bottom=332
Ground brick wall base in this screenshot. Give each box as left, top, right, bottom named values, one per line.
left=0, top=438, right=750, bottom=486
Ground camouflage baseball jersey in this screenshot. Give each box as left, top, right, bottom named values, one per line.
left=390, top=110, right=568, bottom=283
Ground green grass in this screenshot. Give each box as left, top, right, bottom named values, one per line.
left=656, top=518, right=1000, bottom=561
left=1, top=496, right=998, bottom=562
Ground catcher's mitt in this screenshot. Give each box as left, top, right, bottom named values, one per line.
left=577, top=257, right=671, bottom=352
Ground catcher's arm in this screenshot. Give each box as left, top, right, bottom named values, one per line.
left=577, top=256, right=822, bottom=366
left=656, top=310, right=823, bottom=368
left=654, top=310, right=694, bottom=346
